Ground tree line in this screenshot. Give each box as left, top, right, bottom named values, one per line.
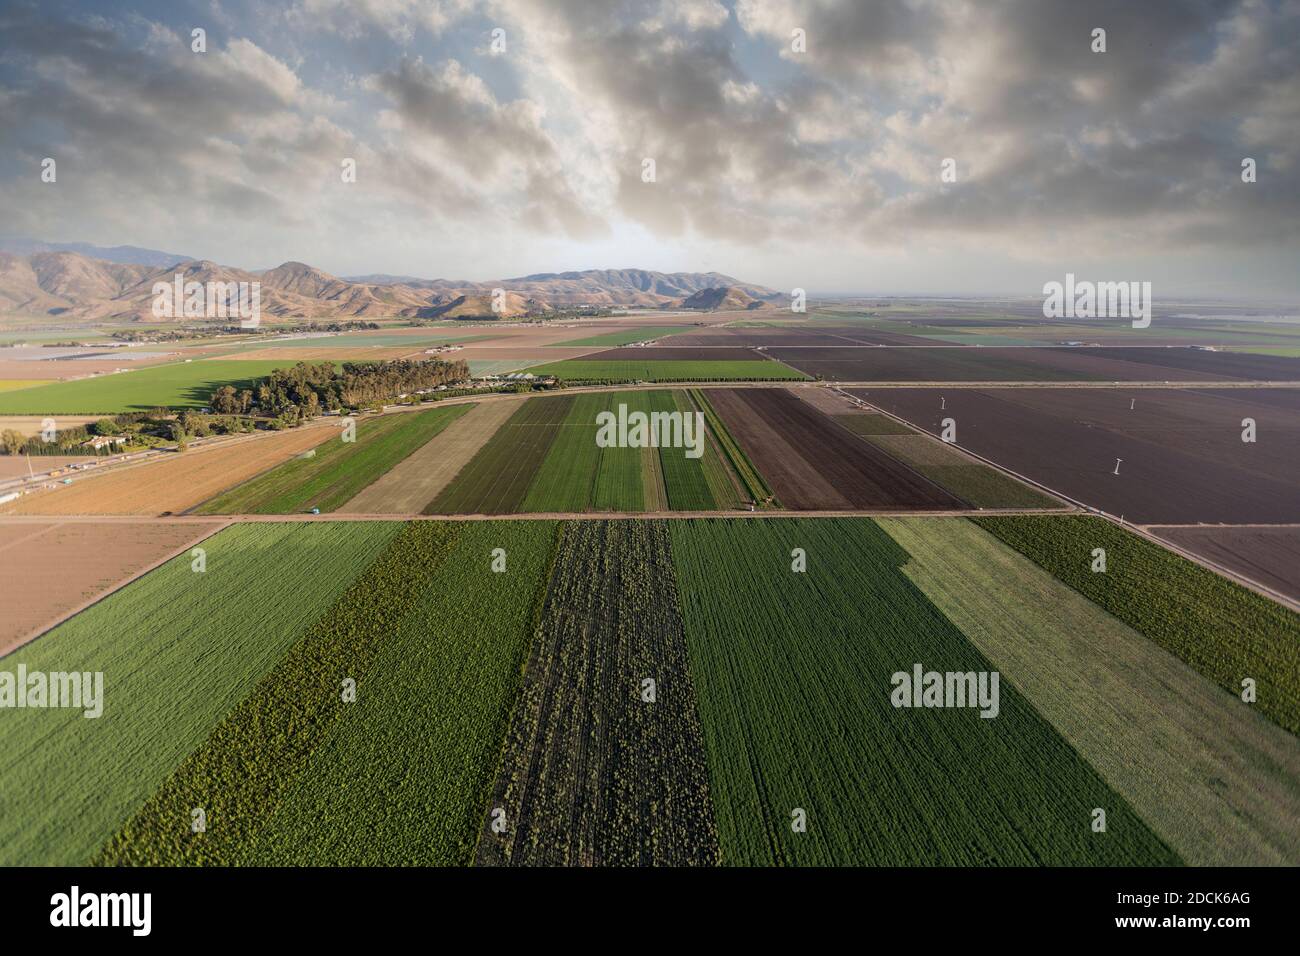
left=209, top=359, right=470, bottom=421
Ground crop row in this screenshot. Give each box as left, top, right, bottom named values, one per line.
left=668, top=517, right=1179, bottom=865
left=427, top=395, right=573, bottom=513
left=689, top=388, right=776, bottom=505
left=241, top=521, right=560, bottom=864
left=973, top=515, right=1300, bottom=735
left=477, top=520, right=719, bottom=866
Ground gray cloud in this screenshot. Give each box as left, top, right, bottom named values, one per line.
left=0, top=0, right=1295, bottom=293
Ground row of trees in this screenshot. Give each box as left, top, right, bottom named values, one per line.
left=209, top=359, right=470, bottom=421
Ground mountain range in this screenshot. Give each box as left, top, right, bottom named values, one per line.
left=0, top=245, right=779, bottom=323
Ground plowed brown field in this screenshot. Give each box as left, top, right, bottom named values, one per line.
left=857, top=387, right=1300, bottom=523
left=707, top=388, right=963, bottom=510
left=0, top=519, right=227, bottom=653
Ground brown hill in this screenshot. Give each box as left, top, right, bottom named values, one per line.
left=678, top=286, right=774, bottom=311
left=0, top=249, right=778, bottom=323
left=422, top=291, right=539, bottom=319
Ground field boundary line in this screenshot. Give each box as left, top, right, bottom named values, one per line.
left=1132, top=525, right=1300, bottom=614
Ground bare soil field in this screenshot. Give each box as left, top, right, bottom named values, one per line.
left=856, top=387, right=1300, bottom=523
left=0, top=518, right=227, bottom=654
left=1151, top=526, right=1300, bottom=603
left=0, top=359, right=177, bottom=381
left=0, top=415, right=99, bottom=437
left=771, top=346, right=1298, bottom=382
left=341, top=398, right=523, bottom=512
left=0, top=456, right=97, bottom=479
left=707, top=388, right=964, bottom=510
left=229, top=346, right=417, bottom=362
left=1, top=426, right=335, bottom=515
left=670, top=326, right=939, bottom=347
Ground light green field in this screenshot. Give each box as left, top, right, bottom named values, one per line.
left=525, top=359, right=809, bottom=382
left=0, top=360, right=317, bottom=414
left=0, top=522, right=403, bottom=865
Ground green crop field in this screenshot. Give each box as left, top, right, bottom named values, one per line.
left=433, top=390, right=741, bottom=514
left=551, top=327, right=692, bottom=347
left=523, top=359, right=809, bottom=382
left=196, top=405, right=470, bottom=514
left=669, top=517, right=1180, bottom=866
left=0, top=522, right=403, bottom=865
left=973, top=515, right=1300, bottom=735
left=478, top=520, right=718, bottom=866
left=427, top=395, right=574, bottom=513
left=0, top=359, right=327, bottom=414
left=880, top=517, right=1300, bottom=866
left=96, top=521, right=556, bottom=866
left=246, top=521, right=558, bottom=865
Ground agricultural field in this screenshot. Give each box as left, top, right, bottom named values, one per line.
left=551, top=326, right=693, bottom=347
left=771, top=346, right=1300, bottom=383
left=1, top=511, right=1295, bottom=867
left=0, top=522, right=404, bottom=865
left=427, top=395, right=574, bottom=513
left=859, top=387, right=1300, bottom=523
left=430, top=390, right=744, bottom=514
left=815, top=395, right=1058, bottom=509
left=523, top=358, right=809, bottom=382
left=196, top=405, right=469, bottom=514
left=879, top=517, right=1300, bottom=866
left=706, top=388, right=963, bottom=510
left=0, top=518, right=227, bottom=654
left=1150, top=525, right=1300, bottom=604
left=669, top=518, right=1178, bottom=865
left=973, top=515, right=1300, bottom=735
left=478, top=521, right=718, bottom=866
left=342, top=399, right=522, bottom=512
left=0, top=359, right=309, bottom=414
left=95, top=521, right=555, bottom=865
left=2, top=425, right=335, bottom=515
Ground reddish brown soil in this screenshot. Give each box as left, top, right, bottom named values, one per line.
left=0, top=519, right=227, bottom=653
left=1151, top=526, right=1300, bottom=603
left=855, top=387, right=1300, bottom=523
left=708, top=388, right=963, bottom=510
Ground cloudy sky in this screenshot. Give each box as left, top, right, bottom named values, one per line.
left=1, top=0, right=1297, bottom=298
